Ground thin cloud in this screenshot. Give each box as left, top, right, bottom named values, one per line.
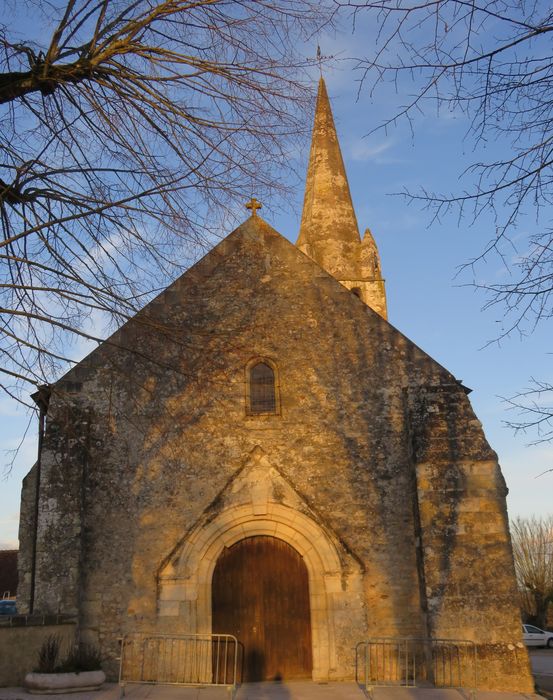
left=348, top=138, right=402, bottom=164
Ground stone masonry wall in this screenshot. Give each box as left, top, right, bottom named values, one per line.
left=31, top=402, right=91, bottom=616
left=410, top=385, right=533, bottom=691
left=0, top=622, right=75, bottom=686
left=19, top=217, right=533, bottom=690
left=17, top=464, right=36, bottom=613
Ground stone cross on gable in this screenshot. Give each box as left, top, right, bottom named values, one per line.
left=246, top=197, right=262, bottom=217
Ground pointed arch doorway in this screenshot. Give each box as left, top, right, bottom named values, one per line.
left=212, top=535, right=313, bottom=682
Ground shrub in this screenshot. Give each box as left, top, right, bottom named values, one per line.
left=35, top=636, right=102, bottom=673
left=58, top=645, right=103, bottom=673
left=35, top=635, right=62, bottom=673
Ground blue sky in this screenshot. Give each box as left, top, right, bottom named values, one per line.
left=1, top=16, right=552, bottom=549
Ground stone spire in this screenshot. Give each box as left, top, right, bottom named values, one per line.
left=297, top=78, right=387, bottom=319
left=297, top=78, right=361, bottom=279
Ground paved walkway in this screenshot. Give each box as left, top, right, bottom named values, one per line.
left=235, top=681, right=364, bottom=699
left=0, top=682, right=544, bottom=700
left=529, top=650, right=553, bottom=699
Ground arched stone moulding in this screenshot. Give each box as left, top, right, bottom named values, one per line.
left=158, top=502, right=363, bottom=681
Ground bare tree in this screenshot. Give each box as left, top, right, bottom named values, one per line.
left=511, top=516, right=553, bottom=628
left=339, top=0, right=553, bottom=440
left=1, top=0, right=330, bottom=405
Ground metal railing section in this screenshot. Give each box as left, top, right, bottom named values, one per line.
left=119, top=633, right=238, bottom=697
left=355, top=637, right=477, bottom=699
left=0, top=613, right=76, bottom=627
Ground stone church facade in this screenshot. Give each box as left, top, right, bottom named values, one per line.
left=18, top=79, right=532, bottom=691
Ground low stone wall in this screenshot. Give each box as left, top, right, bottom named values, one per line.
left=0, top=619, right=75, bottom=687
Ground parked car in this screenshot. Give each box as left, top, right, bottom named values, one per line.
left=0, top=600, right=17, bottom=616
left=522, top=624, right=553, bottom=648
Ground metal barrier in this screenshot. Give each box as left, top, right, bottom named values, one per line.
left=119, top=633, right=238, bottom=697
left=0, top=613, right=76, bottom=627
left=355, top=637, right=477, bottom=699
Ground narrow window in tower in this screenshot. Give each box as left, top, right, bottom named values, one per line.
left=249, top=362, right=276, bottom=414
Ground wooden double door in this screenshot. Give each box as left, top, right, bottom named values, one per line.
left=212, top=535, right=313, bottom=682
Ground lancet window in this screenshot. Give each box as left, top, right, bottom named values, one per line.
left=247, top=360, right=278, bottom=415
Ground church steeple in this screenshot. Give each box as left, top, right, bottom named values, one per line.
left=297, top=78, right=361, bottom=278
left=297, top=78, right=387, bottom=319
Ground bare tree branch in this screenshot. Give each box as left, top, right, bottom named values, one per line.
left=503, top=379, right=553, bottom=446
left=342, top=0, right=553, bottom=441
left=0, top=0, right=333, bottom=403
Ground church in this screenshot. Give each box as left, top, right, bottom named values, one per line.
left=17, top=79, right=532, bottom=691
